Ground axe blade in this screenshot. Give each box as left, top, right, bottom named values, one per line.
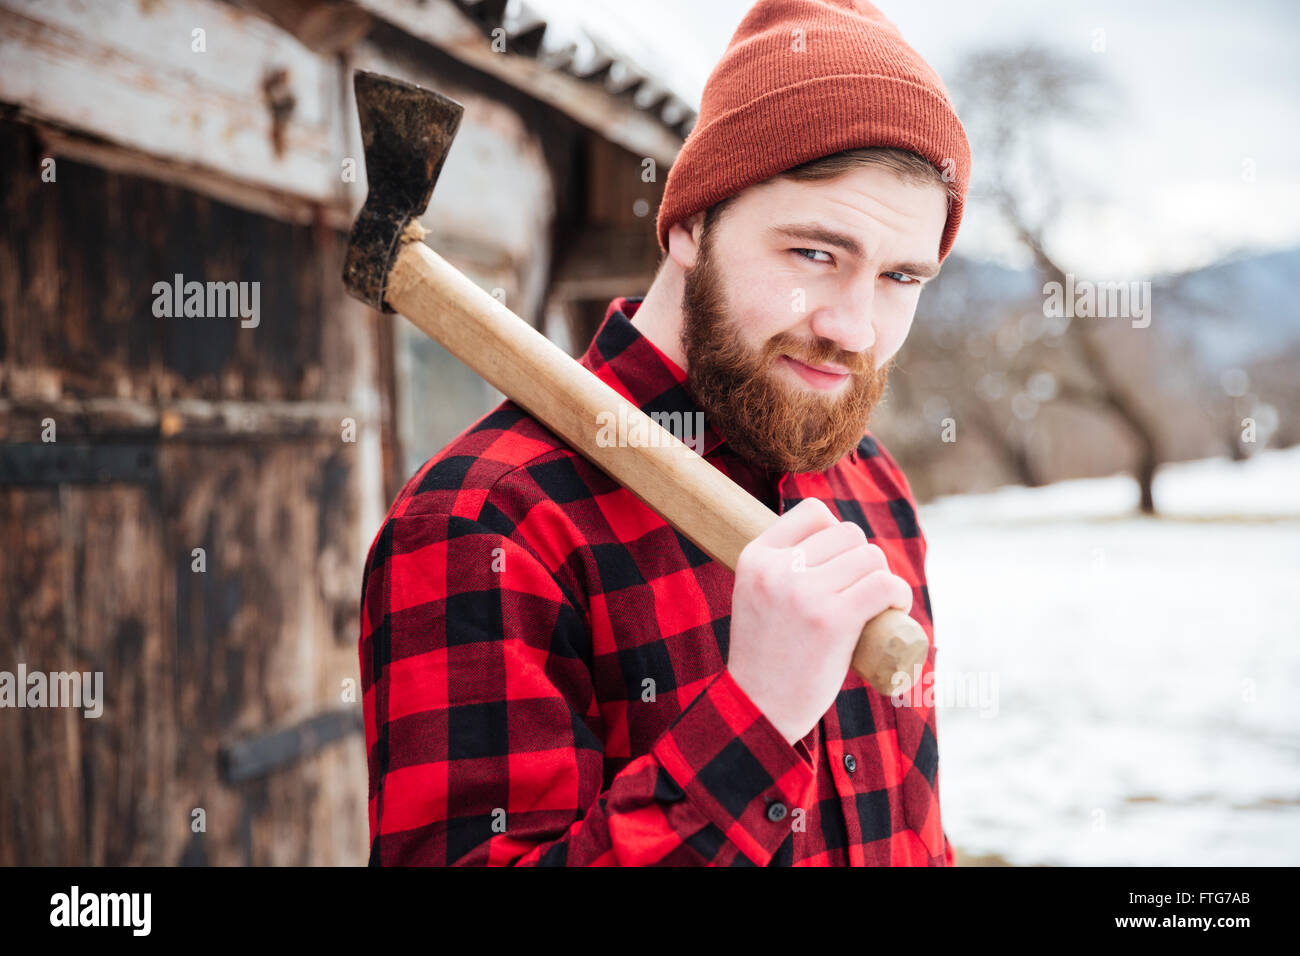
left=343, top=70, right=464, bottom=311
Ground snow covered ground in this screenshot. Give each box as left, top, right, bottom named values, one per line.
left=919, top=446, right=1300, bottom=865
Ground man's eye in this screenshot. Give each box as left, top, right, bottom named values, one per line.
left=883, top=271, right=918, bottom=284
left=793, top=248, right=833, bottom=263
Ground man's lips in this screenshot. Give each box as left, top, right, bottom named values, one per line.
left=779, top=355, right=852, bottom=390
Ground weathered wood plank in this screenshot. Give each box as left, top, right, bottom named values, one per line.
left=160, top=440, right=368, bottom=865
left=357, top=0, right=685, bottom=165
left=0, top=396, right=368, bottom=444
left=0, top=0, right=347, bottom=207
left=0, top=439, right=371, bottom=865
left=33, top=125, right=353, bottom=230
left=0, top=484, right=172, bottom=865
left=245, top=0, right=373, bottom=55
left=0, top=119, right=370, bottom=407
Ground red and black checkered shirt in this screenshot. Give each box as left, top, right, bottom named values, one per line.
left=359, top=295, right=953, bottom=866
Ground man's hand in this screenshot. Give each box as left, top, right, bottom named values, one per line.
left=727, top=498, right=914, bottom=745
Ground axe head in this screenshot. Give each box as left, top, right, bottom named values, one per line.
left=343, top=70, right=464, bottom=312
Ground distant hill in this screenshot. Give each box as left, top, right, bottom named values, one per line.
left=1151, top=246, right=1300, bottom=371
left=937, top=245, right=1300, bottom=372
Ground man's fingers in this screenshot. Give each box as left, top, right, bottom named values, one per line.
left=759, top=497, right=839, bottom=549
left=839, top=568, right=914, bottom=616
left=792, top=523, right=883, bottom=571
left=811, top=542, right=890, bottom=592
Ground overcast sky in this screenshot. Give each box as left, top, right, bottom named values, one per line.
left=530, top=0, right=1300, bottom=277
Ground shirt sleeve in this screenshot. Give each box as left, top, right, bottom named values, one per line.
left=359, top=511, right=815, bottom=866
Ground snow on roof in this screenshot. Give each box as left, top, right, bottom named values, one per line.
left=473, top=0, right=700, bottom=136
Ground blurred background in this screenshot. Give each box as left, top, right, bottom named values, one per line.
left=0, top=0, right=1296, bottom=865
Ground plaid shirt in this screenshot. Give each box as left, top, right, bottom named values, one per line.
left=359, top=295, right=953, bottom=866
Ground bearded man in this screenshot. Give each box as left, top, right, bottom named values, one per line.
left=359, top=0, right=971, bottom=866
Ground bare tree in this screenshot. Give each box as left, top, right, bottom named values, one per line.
left=951, top=44, right=1167, bottom=514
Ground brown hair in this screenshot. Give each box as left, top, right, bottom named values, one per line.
left=701, top=146, right=954, bottom=235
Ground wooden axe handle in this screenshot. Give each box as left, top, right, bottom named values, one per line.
left=384, top=238, right=930, bottom=695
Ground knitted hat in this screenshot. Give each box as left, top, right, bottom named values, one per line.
left=656, top=0, right=971, bottom=263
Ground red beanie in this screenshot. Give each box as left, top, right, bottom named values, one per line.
left=656, top=0, right=971, bottom=263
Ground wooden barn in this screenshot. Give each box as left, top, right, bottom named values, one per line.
left=0, top=0, right=693, bottom=865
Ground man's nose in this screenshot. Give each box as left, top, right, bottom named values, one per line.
left=808, top=285, right=876, bottom=355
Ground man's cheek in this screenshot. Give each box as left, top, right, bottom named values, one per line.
left=872, top=329, right=903, bottom=370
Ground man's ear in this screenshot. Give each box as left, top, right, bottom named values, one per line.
left=668, top=212, right=705, bottom=270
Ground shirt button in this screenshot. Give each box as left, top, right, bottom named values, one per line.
left=766, top=801, right=788, bottom=823
left=843, top=753, right=857, bottom=773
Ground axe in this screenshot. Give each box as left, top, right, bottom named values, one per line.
left=342, top=71, right=929, bottom=696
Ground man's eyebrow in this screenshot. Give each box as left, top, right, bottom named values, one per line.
left=765, top=222, right=941, bottom=278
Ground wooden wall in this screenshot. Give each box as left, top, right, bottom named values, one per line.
left=0, top=119, right=377, bottom=864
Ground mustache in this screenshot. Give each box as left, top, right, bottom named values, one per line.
left=763, top=331, right=874, bottom=376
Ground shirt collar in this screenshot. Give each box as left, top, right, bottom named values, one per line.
left=579, top=296, right=730, bottom=459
